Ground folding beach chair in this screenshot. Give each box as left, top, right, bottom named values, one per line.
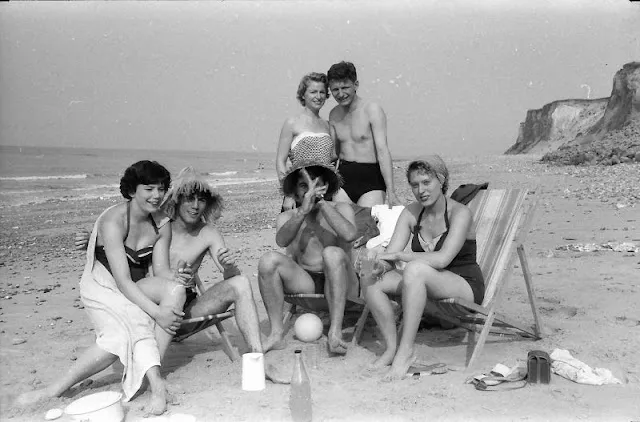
left=173, top=275, right=241, bottom=362
left=351, top=188, right=543, bottom=370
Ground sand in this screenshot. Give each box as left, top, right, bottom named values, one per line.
left=1, top=155, right=639, bottom=421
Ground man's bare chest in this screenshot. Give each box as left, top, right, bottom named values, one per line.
left=334, top=114, right=372, bottom=143
left=170, top=235, right=208, bottom=267
left=296, top=220, right=338, bottom=250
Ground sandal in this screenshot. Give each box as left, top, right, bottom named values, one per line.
left=406, top=362, right=448, bottom=378
left=468, top=363, right=527, bottom=391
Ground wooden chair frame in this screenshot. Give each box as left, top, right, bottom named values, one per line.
left=352, top=188, right=543, bottom=371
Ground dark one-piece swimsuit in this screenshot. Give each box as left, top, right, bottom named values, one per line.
left=411, top=201, right=485, bottom=305
left=94, top=202, right=198, bottom=306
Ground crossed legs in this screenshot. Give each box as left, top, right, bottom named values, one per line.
left=366, top=261, right=473, bottom=380
left=184, top=274, right=264, bottom=353
left=258, top=247, right=358, bottom=354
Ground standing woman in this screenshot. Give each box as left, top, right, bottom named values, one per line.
left=365, top=155, right=485, bottom=380
left=276, top=72, right=338, bottom=210
left=17, top=161, right=191, bottom=416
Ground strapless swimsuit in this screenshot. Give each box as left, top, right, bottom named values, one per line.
left=94, top=201, right=158, bottom=282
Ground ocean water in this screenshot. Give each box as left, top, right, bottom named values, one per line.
left=0, top=145, right=277, bottom=207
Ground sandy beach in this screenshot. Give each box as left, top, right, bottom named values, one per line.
left=1, top=154, right=639, bottom=421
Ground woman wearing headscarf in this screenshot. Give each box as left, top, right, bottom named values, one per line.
left=364, top=155, right=485, bottom=380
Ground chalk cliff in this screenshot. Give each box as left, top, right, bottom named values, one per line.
left=505, top=98, right=608, bottom=155
left=506, top=62, right=640, bottom=165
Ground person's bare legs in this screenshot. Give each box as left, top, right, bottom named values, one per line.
left=137, top=277, right=187, bottom=415
left=365, top=271, right=403, bottom=368
left=186, top=275, right=265, bottom=353
left=16, top=345, right=118, bottom=406
left=330, top=188, right=353, bottom=204
left=384, top=261, right=474, bottom=381
left=357, top=190, right=386, bottom=208
left=322, top=246, right=358, bottom=354
left=258, top=251, right=316, bottom=351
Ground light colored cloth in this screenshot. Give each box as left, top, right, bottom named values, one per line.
left=80, top=206, right=162, bottom=401
left=550, top=348, right=622, bottom=385
left=366, top=205, right=405, bottom=249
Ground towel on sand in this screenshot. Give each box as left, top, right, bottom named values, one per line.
left=80, top=206, right=163, bottom=401
left=550, top=348, right=622, bottom=385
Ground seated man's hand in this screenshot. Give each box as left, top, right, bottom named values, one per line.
left=216, top=248, right=239, bottom=271
left=282, top=196, right=296, bottom=211
left=299, top=169, right=328, bottom=215
left=74, top=229, right=90, bottom=251
left=174, top=260, right=195, bottom=288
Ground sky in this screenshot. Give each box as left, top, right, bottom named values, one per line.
left=0, top=0, right=638, bottom=158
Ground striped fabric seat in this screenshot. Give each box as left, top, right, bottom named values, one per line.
left=352, top=187, right=543, bottom=370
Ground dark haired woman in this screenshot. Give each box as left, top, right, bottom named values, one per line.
left=276, top=72, right=338, bottom=210
left=364, top=155, right=485, bottom=381
left=17, top=161, right=191, bottom=415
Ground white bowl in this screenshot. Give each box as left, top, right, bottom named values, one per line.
left=65, top=391, right=124, bottom=422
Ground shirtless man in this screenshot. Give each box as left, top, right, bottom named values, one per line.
left=76, top=167, right=267, bottom=354
left=160, top=168, right=265, bottom=353
left=258, top=163, right=358, bottom=354
left=327, top=61, right=399, bottom=207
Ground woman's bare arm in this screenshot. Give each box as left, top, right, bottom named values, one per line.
left=276, top=118, right=295, bottom=181
left=100, top=214, right=160, bottom=319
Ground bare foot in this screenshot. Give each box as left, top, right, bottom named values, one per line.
left=15, top=388, right=53, bottom=407
left=369, top=348, right=396, bottom=369
left=144, top=386, right=167, bottom=416
left=359, top=364, right=388, bottom=379
left=382, top=350, right=416, bottom=382
left=262, top=334, right=287, bottom=354
left=327, top=333, right=348, bottom=355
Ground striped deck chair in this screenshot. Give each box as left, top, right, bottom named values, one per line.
left=352, top=188, right=543, bottom=370
left=172, top=275, right=241, bottom=362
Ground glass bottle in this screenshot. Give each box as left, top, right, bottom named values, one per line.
left=290, top=349, right=312, bottom=422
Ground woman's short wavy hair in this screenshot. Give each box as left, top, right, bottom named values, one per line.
left=119, top=160, right=171, bottom=199
left=296, top=72, right=329, bottom=106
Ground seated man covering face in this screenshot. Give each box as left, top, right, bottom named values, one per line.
left=258, top=157, right=359, bottom=354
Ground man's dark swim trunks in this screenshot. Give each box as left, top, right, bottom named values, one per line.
left=306, top=270, right=326, bottom=294
left=338, top=160, right=386, bottom=203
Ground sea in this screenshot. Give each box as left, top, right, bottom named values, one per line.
left=0, top=145, right=277, bottom=207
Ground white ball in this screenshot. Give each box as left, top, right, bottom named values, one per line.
left=294, top=313, right=323, bottom=342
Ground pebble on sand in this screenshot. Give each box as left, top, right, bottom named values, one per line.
left=11, top=338, right=26, bottom=345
